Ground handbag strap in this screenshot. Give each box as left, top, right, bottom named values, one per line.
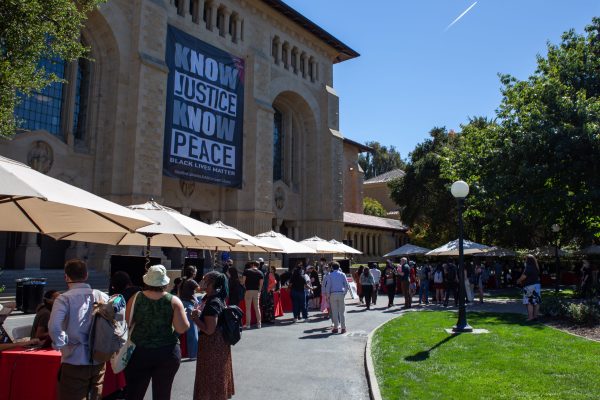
left=127, top=291, right=141, bottom=334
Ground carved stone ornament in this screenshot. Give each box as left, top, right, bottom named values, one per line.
left=274, top=187, right=285, bottom=210
left=179, top=179, right=195, bottom=198
left=27, top=140, right=53, bottom=174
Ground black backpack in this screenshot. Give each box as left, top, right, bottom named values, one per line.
left=221, top=304, right=244, bottom=345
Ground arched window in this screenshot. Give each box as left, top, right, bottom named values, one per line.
left=14, top=58, right=66, bottom=137
left=273, top=108, right=283, bottom=181
left=14, top=50, right=92, bottom=144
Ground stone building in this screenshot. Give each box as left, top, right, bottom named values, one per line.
left=0, top=0, right=361, bottom=272
left=363, top=168, right=406, bottom=217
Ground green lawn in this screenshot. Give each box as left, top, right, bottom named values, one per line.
left=372, top=311, right=600, bottom=400
left=487, top=287, right=576, bottom=300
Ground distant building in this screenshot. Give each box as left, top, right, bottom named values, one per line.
left=363, top=168, right=406, bottom=218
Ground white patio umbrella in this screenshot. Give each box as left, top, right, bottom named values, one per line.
left=300, top=236, right=340, bottom=254
left=474, top=246, right=517, bottom=257
left=426, top=239, right=491, bottom=256
left=208, top=221, right=282, bottom=253
left=49, top=201, right=242, bottom=265
left=0, top=155, right=153, bottom=234
left=329, top=239, right=362, bottom=255
left=254, top=231, right=316, bottom=254
left=576, top=244, right=600, bottom=256
left=384, top=243, right=431, bottom=257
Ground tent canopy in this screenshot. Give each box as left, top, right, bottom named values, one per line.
left=426, top=239, right=490, bottom=256
left=254, top=231, right=317, bottom=254
left=384, top=243, right=431, bottom=257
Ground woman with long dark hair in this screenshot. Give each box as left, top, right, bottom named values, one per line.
left=353, top=265, right=365, bottom=304
left=517, top=255, right=541, bottom=321
left=360, top=267, right=375, bottom=310
left=191, top=271, right=234, bottom=400
left=227, top=266, right=244, bottom=307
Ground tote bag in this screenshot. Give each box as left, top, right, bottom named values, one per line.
left=110, top=291, right=140, bottom=373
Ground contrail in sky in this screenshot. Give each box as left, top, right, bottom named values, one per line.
left=445, top=1, right=478, bottom=31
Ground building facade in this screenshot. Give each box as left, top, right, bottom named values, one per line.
left=0, top=0, right=359, bottom=271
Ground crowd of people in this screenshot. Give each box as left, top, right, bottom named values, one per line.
left=3, top=251, right=585, bottom=399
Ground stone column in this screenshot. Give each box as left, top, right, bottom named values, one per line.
left=177, top=0, right=185, bottom=16
left=302, top=55, right=308, bottom=78
left=235, top=17, right=242, bottom=42
left=14, top=233, right=41, bottom=270
left=276, top=41, right=282, bottom=65
left=210, top=2, right=218, bottom=32
left=193, top=0, right=204, bottom=24
left=310, top=60, right=316, bottom=81
left=285, top=47, right=292, bottom=70
left=223, top=9, right=231, bottom=39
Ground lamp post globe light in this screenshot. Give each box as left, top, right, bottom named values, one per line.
left=451, top=180, right=473, bottom=333
left=552, top=223, right=561, bottom=293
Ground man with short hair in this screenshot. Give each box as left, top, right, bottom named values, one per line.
left=241, top=260, right=264, bottom=329
left=49, top=259, right=109, bottom=400
left=324, top=262, right=350, bottom=334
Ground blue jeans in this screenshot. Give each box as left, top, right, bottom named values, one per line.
left=182, top=300, right=198, bottom=358
left=291, top=289, right=308, bottom=319
left=418, top=280, right=429, bottom=303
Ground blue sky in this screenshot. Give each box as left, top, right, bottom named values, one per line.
left=284, top=0, right=600, bottom=159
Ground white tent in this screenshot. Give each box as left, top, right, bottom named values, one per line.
left=254, top=231, right=316, bottom=254
left=384, top=243, right=431, bottom=257
left=426, top=239, right=490, bottom=256
left=329, top=239, right=362, bottom=255
left=474, top=246, right=517, bottom=257
left=209, top=221, right=282, bottom=252
left=300, top=236, right=340, bottom=254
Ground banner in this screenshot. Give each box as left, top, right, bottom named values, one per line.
left=164, top=25, right=245, bottom=188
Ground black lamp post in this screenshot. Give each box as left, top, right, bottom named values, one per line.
left=451, top=180, right=473, bottom=333
left=552, top=223, right=561, bottom=293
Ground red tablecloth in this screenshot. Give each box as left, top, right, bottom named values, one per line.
left=239, top=292, right=284, bottom=325
left=280, top=288, right=292, bottom=313
left=0, top=347, right=125, bottom=400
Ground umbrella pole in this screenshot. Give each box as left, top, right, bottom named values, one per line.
left=145, top=235, right=151, bottom=270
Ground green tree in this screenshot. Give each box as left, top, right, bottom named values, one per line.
left=358, top=141, right=406, bottom=180
left=443, top=18, right=600, bottom=247
left=363, top=197, right=387, bottom=217
left=0, top=0, right=105, bottom=138
left=389, top=127, right=460, bottom=247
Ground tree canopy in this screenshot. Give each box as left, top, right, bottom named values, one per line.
left=358, top=141, right=406, bottom=180
left=363, top=197, right=387, bottom=218
left=427, top=18, right=600, bottom=248
left=0, top=0, right=105, bottom=138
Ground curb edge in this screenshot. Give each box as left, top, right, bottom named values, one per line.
left=365, top=317, right=399, bottom=400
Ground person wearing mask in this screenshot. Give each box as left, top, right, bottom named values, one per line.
left=289, top=265, right=310, bottom=322
left=226, top=266, right=244, bottom=307
left=324, top=262, right=350, bottom=334
left=191, top=271, right=235, bottom=400
left=124, top=265, right=189, bottom=400
left=383, top=261, right=397, bottom=308
left=517, top=255, right=542, bottom=321
left=369, top=266, right=381, bottom=306
left=111, top=271, right=141, bottom=303
left=241, top=260, right=264, bottom=329
left=30, top=289, right=60, bottom=342
left=397, top=258, right=412, bottom=309
left=48, top=259, right=109, bottom=400
left=360, top=267, right=375, bottom=310
left=179, top=265, right=201, bottom=360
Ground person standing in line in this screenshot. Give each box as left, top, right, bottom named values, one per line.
left=308, top=266, right=321, bottom=310
left=443, top=263, right=459, bottom=307
left=360, top=267, right=375, bottom=310
left=432, top=264, right=445, bottom=305
left=289, top=265, right=310, bottom=321
left=352, top=266, right=364, bottom=304
left=418, top=263, right=431, bottom=305
left=324, top=262, right=350, bottom=334
left=320, top=264, right=331, bottom=319
left=370, top=265, right=381, bottom=306
left=191, top=271, right=235, bottom=400
left=409, top=261, right=417, bottom=298
left=226, top=266, right=244, bottom=307
left=517, top=255, right=542, bottom=321
left=241, top=260, right=264, bottom=329
left=383, top=261, right=397, bottom=308
left=179, top=265, right=201, bottom=360
left=48, top=259, right=109, bottom=400
left=124, top=265, right=189, bottom=400
left=474, top=264, right=485, bottom=304
left=398, top=258, right=412, bottom=309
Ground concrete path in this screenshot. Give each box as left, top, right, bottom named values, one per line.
left=2, top=295, right=526, bottom=400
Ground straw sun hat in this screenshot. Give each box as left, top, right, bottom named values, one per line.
left=143, top=264, right=170, bottom=287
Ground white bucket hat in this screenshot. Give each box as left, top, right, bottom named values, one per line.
left=143, top=264, right=170, bottom=287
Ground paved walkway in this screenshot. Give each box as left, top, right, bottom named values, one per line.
left=2, top=295, right=527, bottom=400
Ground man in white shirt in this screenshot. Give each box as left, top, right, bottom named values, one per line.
left=323, top=262, right=350, bottom=334
left=370, top=266, right=382, bottom=306
left=49, top=259, right=108, bottom=400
